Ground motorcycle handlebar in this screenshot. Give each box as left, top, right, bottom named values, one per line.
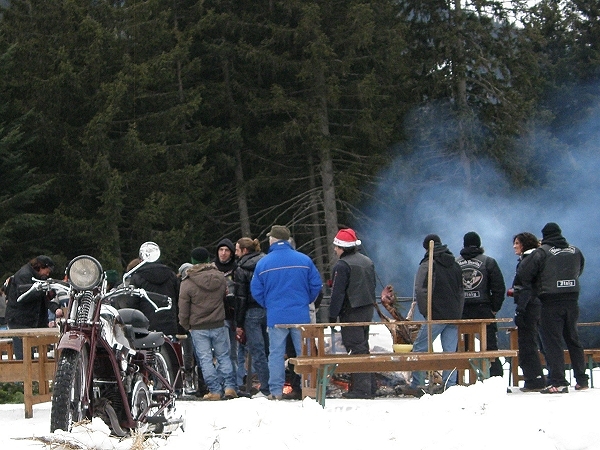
left=105, top=286, right=172, bottom=312
left=17, top=278, right=70, bottom=303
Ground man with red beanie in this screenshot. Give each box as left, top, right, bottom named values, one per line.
left=329, top=228, right=377, bottom=399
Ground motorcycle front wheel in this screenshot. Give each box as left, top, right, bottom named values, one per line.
left=50, top=347, right=89, bottom=432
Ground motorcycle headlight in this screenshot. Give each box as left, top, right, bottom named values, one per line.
left=67, top=256, right=103, bottom=290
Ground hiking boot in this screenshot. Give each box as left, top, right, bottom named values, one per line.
left=268, top=394, right=283, bottom=401
left=224, top=388, right=238, bottom=399
left=575, top=383, right=589, bottom=391
left=540, top=385, right=568, bottom=394
left=342, top=390, right=373, bottom=399
left=282, top=389, right=302, bottom=400
left=203, top=392, right=222, bottom=401
left=398, top=385, right=425, bottom=398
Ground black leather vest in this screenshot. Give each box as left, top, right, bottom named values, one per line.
left=538, top=244, right=581, bottom=296
left=342, top=252, right=376, bottom=308
left=457, top=254, right=489, bottom=305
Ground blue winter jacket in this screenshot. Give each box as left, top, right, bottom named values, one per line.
left=251, top=240, right=322, bottom=327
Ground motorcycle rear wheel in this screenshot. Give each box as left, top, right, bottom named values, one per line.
left=50, top=347, right=88, bottom=432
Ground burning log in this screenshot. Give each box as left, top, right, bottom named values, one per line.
left=378, top=285, right=420, bottom=345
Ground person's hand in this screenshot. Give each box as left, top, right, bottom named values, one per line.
left=46, top=289, right=56, bottom=300
left=236, top=327, right=246, bottom=345
left=514, top=312, right=526, bottom=328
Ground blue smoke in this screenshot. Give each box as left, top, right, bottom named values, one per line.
left=358, top=102, right=600, bottom=346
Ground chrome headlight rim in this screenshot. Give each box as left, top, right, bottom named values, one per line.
left=66, top=255, right=103, bottom=291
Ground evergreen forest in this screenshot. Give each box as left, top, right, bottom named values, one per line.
left=0, top=0, right=599, bottom=282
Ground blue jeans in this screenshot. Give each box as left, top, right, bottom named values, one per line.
left=267, top=326, right=301, bottom=397
left=245, top=307, right=270, bottom=395
left=190, top=326, right=236, bottom=395
left=411, top=324, right=458, bottom=388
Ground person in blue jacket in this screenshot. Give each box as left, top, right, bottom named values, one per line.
left=251, top=225, right=322, bottom=400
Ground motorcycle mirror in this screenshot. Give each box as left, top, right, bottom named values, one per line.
left=139, top=241, right=160, bottom=262
left=122, top=242, right=161, bottom=284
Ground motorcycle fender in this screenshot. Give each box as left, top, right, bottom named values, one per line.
left=57, top=332, right=88, bottom=352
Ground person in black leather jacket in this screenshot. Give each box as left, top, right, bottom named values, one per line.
left=4, top=255, right=60, bottom=358
left=234, top=237, right=269, bottom=397
left=511, top=232, right=546, bottom=391
left=517, top=223, right=587, bottom=393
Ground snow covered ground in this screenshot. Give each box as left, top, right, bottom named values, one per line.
left=1, top=325, right=599, bottom=450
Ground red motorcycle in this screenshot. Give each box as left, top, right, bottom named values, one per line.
left=49, top=247, right=184, bottom=436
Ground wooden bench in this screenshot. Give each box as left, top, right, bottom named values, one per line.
left=289, top=350, right=517, bottom=407
left=277, top=319, right=514, bottom=407
left=504, top=324, right=600, bottom=387
left=0, top=328, right=60, bottom=418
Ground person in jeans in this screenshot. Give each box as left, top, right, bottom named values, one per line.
left=401, top=234, right=464, bottom=397
left=179, top=247, right=237, bottom=401
left=234, top=237, right=269, bottom=397
left=251, top=225, right=322, bottom=400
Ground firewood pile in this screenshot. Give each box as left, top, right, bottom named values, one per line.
left=378, top=284, right=421, bottom=344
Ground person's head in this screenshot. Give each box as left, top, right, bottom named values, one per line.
left=267, top=225, right=291, bottom=245
left=236, top=237, right=261, bottom=258
left=126, top=258, right=142, bottom=272
left=422, top=234, right=441, bottom=250
left=513, top=232, right=539, bottom=255
left=216, top=238, right=235, bottom=264
left=30, top=255, right=55, bottom=278
left=541, top=222, right=562, bottom=240
left=333, top=228, right=361, bottom=256
left=463, top=231, right=481, bottom=248
left=191, top=247, right=211, bottom=264
left=178, top=262, right=193, bottom=280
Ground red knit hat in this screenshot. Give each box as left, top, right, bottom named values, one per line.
left=333, top=228, right=362, bottom=248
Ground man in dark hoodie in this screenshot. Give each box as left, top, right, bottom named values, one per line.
left=128, top=244, right=179, bottom=336
left=517, top=222, right=587, bottom=393
left=456, top=231, right=506, bottom=377
left=213, top=238, right=245, bottom=388
left=401, top=234, right=464, bottom=397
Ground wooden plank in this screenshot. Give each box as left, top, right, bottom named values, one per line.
left=0, top=361, right=57, bottom=382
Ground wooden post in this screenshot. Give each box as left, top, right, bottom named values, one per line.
left=427, top=239, right=434, bottom=353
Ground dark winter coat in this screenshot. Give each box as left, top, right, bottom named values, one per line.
left=457, top=246, right=506, bottom=313
left=233, top=251, right=265, bottom=328
left=127, top=262, right=179, bottom=335
left=5, top=263, right=58, bottom=328
left=414, top=243, right=464, bottom=320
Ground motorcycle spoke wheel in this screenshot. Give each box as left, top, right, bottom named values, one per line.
left=50, top=348, right=88, bottom=432
left=130, top=378, right=151, bottom=433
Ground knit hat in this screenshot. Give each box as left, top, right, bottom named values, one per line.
left=36, top=255, right=55, bottom=269
left=541, top=222, right=562, bottom=238
left=422, top=234, right=441, bottom=249
left=178, top=262, right=193, bottom=279
left=333, top=228, right=362, bottom=248
left=463, top=231, right=481, bottom=248
left=191, top=247, right=210, bottom=264
left=267, top=225, right=291, bottom=241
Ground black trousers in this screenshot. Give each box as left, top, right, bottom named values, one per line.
left=540, top=300, right=588, bottom=387
left=340, top=304, right=375, bottom=395
left=461, top=304, right=503, bottom=377
left=517, top=300, right=545, bottom=384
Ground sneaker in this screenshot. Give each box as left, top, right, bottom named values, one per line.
left=341, top=390, right=373, bottom=399
left=223, top=388, right=238, bottom=399
left=251, top=391, right=269, bottom=399
left=540, top=385, right=568, bottom=394
left=575, top=384, right=589, bottom=391
left=520, top=386, right=545, bottom=392
left=203, top=392, right=222, bottom=401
